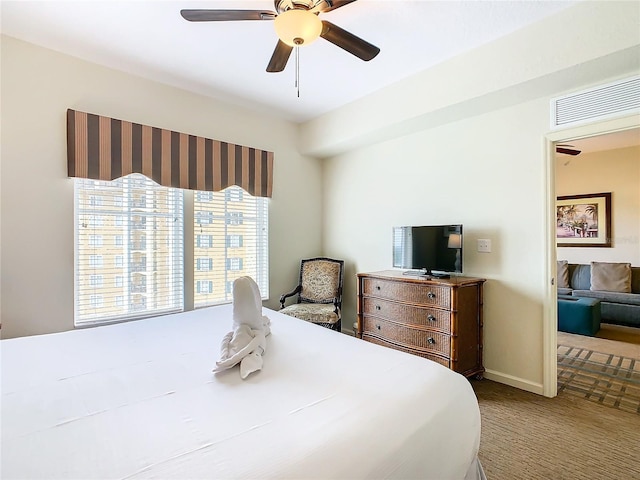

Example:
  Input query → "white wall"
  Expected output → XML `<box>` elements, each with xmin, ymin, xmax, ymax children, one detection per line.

<box><xmin>556</xmin><ymin>146</ymin><xmax>640</xmax><ymax>266</ymax></box>
<box><xmin>0</xmin><ymin>36</ymin><xmax>323</xmax><ymax>339</ymax></box>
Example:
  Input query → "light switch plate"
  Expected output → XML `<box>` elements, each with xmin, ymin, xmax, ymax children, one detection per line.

<box><xmin>477</xmin><ymin>239</ymin><xmax>492</xmax><ymax>253</ymax></box>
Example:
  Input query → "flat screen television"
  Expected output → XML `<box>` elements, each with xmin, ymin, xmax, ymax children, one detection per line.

<box><xmin>392</xmin><ymin>224</ymin><xmax>463</xmax><ymax>277</ymax></box>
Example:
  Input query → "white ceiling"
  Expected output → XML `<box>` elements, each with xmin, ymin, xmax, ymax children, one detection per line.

<box><xmin>559</xmin><ymin>128</ymin><xmax>640</xmax><ymax>156</ymax></box>
<box><xmin>1</xmin><ymin>0</ymin><xmax>580</xmax><ymax>123</ymax></box>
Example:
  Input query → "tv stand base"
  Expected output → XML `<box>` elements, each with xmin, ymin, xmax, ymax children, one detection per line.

<box><xmin>402</xmin><ymin>270</ymin><xmax>450</xmax><ymax>279</ymax></box>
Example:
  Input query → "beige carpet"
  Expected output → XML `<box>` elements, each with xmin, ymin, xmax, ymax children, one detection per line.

<box><xmin>472</xmin><ymin>379</ymin><xmax>640</xmax><ymax>480</ymax></box>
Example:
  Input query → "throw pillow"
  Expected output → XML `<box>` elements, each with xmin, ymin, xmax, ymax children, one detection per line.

<box><xmin>590</xmin><ymin>262</ymin><xmax>632</xmax><ymax>293</ymax></box>
<box><xmin>557</xmin><ymin>260</ymin><xmax>570</xmax><ymax>288</ymax></box>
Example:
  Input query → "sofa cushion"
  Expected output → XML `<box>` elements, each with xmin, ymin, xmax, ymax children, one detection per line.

<box><xmin>557</xmin><ymin>260</ymin><xmax>570</xmax><ymax>288</ymax></box>
<box><xmin>590</xmin><ymin>262</ymin><xmax>632</xmax><ymax>293</ymax></box>
<box><xmin>572</xmin><ymin>289</ymin><xmax>640</xmax><ymax>306</ymax></box>
<box><xmin>633</xmin><ymin>268</ymin><xmax>640</xmax><ymax>294</ymax></box>
<box><xmin>569</xmin><ymin>264</ymin><xmax>592</xmax><ymax>291</ymax></box>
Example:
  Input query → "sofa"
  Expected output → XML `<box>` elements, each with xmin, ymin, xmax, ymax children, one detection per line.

<box><xmin>557</xmin><ymin>262</ymin><xmax>640</xmax><ymax>328</ymax></box>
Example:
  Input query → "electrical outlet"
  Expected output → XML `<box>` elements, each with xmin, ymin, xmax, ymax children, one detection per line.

<box><xmin>477</xmin><ymin>239</ymin><xmax>492</xmax><ymax>253</ymax></box>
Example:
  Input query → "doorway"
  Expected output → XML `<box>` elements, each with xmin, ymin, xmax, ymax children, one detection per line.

<box><xmin>543</xmin><ymin>116</ymin><xmax>640</xmax><ymax>398</ymax></box>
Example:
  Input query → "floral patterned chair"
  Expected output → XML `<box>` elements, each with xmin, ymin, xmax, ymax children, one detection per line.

<box><xmin>279</xmin><ymin>257</ymin><xmax>344</xmax><ymax>332</ymax></box>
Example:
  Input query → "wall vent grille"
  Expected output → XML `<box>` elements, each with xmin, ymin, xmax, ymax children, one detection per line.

<box><xmin>551</xmin><ymin>76</ymin><xmax>640</xmax><ymax>129</ymax></box>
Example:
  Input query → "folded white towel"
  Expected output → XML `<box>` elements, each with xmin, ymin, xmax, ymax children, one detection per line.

<box><xmin>213</xmin><ymin>276</ymin><xmax>270</xmax><ymax>379</ymax></box>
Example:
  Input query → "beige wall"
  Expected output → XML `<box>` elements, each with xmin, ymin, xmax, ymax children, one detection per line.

<box><xmin>556</xmin><ymin>146</ymin><xmax>640</xmax><ymax>266</ymax></box>
<box><xmin>0</xmin><ymin>36</ymin><xmax>323</xmax><ymax>338</ymax></box>
<box><xmin>323</xmin><ymin>96</ymin><xmax>553</xmax><ymax>388</ymax></box>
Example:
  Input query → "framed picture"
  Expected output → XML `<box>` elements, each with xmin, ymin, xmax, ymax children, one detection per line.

<box><xmin>556</xmin><ymin>192</ymin><xmax>611</xmax><ymax>247</ymax></box>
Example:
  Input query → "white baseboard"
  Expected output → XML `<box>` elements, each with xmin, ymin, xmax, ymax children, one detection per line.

<box><xmin>483</xmin><ymin>369</ymin><xmax>545</xmax><ymax>396</ymax></box>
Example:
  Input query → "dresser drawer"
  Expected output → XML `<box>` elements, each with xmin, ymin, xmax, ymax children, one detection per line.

<box><xmin>362</xmin><ymin>297</ymin><xmax>451</xmax><ymax>333</ymax></box>
<box><xmin>362</xmin><ymin>278</ymin><xmax>451</xmax><ymax>309</ymax></box>
<box><xmin>362</xmin><ymin>316</ymin><xmax>451</xmax><ymax>357</ymax></box>
<box><xmin>362</xmin><ymin>335</ymin><xmax>451</xmax><ymax>368</ymax></box>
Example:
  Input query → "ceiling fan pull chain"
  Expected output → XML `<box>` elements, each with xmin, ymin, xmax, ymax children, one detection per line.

<box><xmin>295</xmin><ymin>46</ymin><xmax>300</xmax><ymax>98</ymax></box>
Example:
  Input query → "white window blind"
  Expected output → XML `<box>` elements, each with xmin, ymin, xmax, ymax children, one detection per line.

<box><xmin>194</xmin><ymin>186</ymin><xmax>268</xmax><ymax>308</ymax></box>
<box><xmin>75</xmin><ymin>174</ymin><xmax>184</xmax><ymax>326</ymax></box>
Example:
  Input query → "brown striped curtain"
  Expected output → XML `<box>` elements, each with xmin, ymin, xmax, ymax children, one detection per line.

<box><xmin>67</xmin><ymin>109</ymin><xmax>273</xmax><ymax>198</ymax></box>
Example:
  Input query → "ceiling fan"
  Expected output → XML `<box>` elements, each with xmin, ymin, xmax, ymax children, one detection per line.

<box><xmin>180</xmin><ymin>0</ymin><xmax>380</xmax><ymax>73</ymax></box>
<box><xmin>556</xmin><ymin>144</ymin><xmax>581</xmax><ymax>156</ymax></box>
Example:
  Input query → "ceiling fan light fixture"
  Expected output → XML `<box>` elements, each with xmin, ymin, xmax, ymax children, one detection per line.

<box><xmin>274</xmin><ymin>9</ymin><xmax>322</xmax><ymax>46</ymax></box>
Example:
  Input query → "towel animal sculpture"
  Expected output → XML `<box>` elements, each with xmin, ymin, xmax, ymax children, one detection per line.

<box><xmin>213</xmin><ymin>276</ymin><xmax>271</xmax><ymax>379</ymax></box>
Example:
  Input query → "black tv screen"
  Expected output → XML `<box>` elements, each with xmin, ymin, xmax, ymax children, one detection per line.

<box><xmin>393</xmin><ymin>225</ymin><xmax>463</xmax><ymax>275</ymax></box>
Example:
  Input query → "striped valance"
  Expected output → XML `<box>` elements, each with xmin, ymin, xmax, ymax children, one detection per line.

<box><xmin>67</xmin><ymin>109</ymin><xmax>273</xmax><ymax>198</ymax></box>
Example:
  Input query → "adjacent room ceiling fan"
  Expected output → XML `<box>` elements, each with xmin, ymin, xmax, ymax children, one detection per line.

<box><xmin>180</xmin><ymin>0</ymin><xmax>380</xmax><ymax>73</ymax></box>
<box><xmin>556</xmin><ymin>144</ymin><xmax>581</xmax><ymax>156</ymax></box>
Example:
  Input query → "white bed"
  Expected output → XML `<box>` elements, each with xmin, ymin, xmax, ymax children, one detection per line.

<box><xmin>1</xmin><ymin>305</ymin><xmax>484</xmax><ymax>479</ymax></box>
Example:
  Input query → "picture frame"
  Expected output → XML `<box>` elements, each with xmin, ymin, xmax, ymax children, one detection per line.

<box><xmin>556</xmin><ymin>192</ymin><xmax>611</xmax><ymax>247</ymax></box>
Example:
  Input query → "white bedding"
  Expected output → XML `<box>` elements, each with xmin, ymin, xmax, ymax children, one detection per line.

<box><xmin>1</xmin><ymin>305</ymin><xmax>483</xmax><ymax>479</ymax></box>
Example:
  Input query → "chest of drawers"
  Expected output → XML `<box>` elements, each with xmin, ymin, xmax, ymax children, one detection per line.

<box><xmin>356</xmin><ymin>270</ymin><xmax>485</xmax><ymax>378</ymax></box>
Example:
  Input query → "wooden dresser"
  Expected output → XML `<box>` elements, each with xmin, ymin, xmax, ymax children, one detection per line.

<box><xmin>356</xmin><ymin>270</ymin><xmax>485</xmax><ymax>379</ymax></box>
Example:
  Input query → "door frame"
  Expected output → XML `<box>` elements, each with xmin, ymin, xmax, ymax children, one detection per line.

<box><xmin>542</xmin><ymin>114</ymin><xmax>640</xmax><ymax>397</ymax></box>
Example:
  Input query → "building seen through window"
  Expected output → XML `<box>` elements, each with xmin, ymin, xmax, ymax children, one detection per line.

<box><xmin>75</xmin><ymin>176</ymin><xmax>268</xmax><ymax>324</ymax></box>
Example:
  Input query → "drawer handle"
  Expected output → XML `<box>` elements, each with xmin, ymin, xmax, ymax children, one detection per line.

<box><xmin>427</xmin><ymin>314</ymin><xmax>436</xmax><ymax>322</ymax></box>
<box><xmin>375</xmin><ymin>305</ymin><xmax>381</xmax><ymax>311</ymax></box>
<box><xmin>427</xmin><ymin>292</ymin><xmax>436</xmax><ymax>299</ymax></box>
<box><xmin>375</xmin><ymin>285</ymin><xmax>381</xmax><ymax>291</ymax></box>
<box><xmin>376</xmin><ymin>324</ymin><xmax>381</xmax><ymax>330</ymax></box>
<box><xmin>427</xmin><ymin>337</ymin><xmax>436</xmax><ymax>345</ymax></box>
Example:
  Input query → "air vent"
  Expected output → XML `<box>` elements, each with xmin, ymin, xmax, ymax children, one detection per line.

<box><xmin>551</xmin><ymin>76</ymin><xmax>640</xmax><ymax>129</ymax></box>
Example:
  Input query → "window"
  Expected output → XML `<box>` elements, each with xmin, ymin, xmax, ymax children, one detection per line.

<box><xmin>90</xmin><ymin>295</ymin><xmax>104</xmax><ymax>308</ymax></box>
<box><xmin>196</xmin><ymin>280</ymin><xmax>213</xmax><ymax>294</ymax></box>
<box><xmin>89</xmin><ymin>255</ymin><xmax>103</xmax><ymax>268</ymax></box>
<box><xmin>196</xmin><ymin>258</ymin><xmax>213</xmax><ymax>271</ymax></box>
<box><xmin>76</xmin><ymin>179</ymin><xmax>268</xmax><ymax>321</ymax></box>
<box><xmin>132</xmin><ymin>194</ymin><xmax>146</xmax><ymax>208</ymax></box>
<box><xmin>196</xmin><ymin>235</ymin><xmax>213</xmax><ymax>248</ymax></box>
<box><xmin>87</xmin><ymin>215</ymin><xmax>103</xmax><ymax>228</ymax></box>
<box><xmin>75</xmin><ymin>174</ymin><xmax>184</xmax><ymax>326</ymax></box>
<box><xmin>226</xmin><ymin>257</ymin><xmax>243</xmax><ymax>271</ymax></box>
<box><xmin>225</xmin><ymin>189</ymin><xmax>243</xmax><ymax>202</ymax></box>
<box><xmin>193</xmin><ymin>186</ymin><xmax>268</xmax><ymax>307</ymax></box>
<box><xmin>196</xmin><ymin>211</ymin><xmax>214</xmax><ymax>225</ymax></box>
<box><xmin>88</xmin><ymin>235</ymin><xmax>103</xmax><ymax>247</ymax></box>
<box><xmin>226</xmin><ymin>235</ymin><xmax>243</xmax><ymax>248</ymax></box>
<box><xmin>196</xmin><ymin>191</ymin><xmax>214</xmax><ymax>202</ymax></box>
<box><xmin>226</xmin><ymin>212</ymin><xmax>243</xmax><ymax>225</ymax></box>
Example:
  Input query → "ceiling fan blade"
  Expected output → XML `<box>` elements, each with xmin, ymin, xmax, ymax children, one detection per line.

<box><xmin>556</xmin><ymin>147</ymin><xmax>581</xmax><ymax>156</ymax></box>
<box><xmin>320</xmin><ymin>21</ymin><xmax>380</xmax><ymax>61</ymax></box>
<box><xmin>313</xmin><ymin>0</ymin><xmax>358</xmax><ymax>14</ymax></box>
<box><xmin>180</xmin><ymin>9</ymin><xmax>277</xmax><ymax>22</ymax></box>
<box><xmin>266</xmin><ymin>40</ymin><xmax>294</xmax><ymax>73</ymax></box>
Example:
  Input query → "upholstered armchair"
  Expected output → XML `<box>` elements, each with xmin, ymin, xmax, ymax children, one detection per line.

<box><xmin>279</xmin><ymin>257</ymin><xmax>345</xmax><ymax>332</ymax></box>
